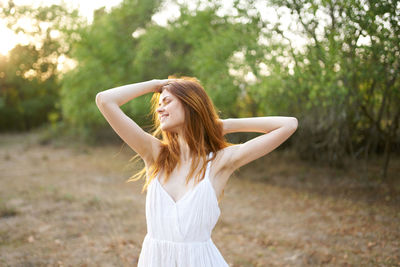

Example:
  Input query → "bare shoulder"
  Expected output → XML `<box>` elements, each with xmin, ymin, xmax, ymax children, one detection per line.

<box><xmin>213</xmin><ymin>124</ymin><xmax>297</xmax><ymax>175</ymax></box>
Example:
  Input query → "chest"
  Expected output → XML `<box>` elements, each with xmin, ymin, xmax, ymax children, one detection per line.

<box><xmin>157</xmin><ymin>161</ymin><xmax>230</xmax><ymax>203</ymax></box>
<box><xmin>158</xmin><ymin>164</ymin><xmax>204</xmax><ymax>201</ymax></box>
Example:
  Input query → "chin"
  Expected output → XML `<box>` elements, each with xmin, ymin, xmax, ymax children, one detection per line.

<box><xmin>160</xmin><ymin>124</ymin><xmax>171</xmax><ymax>132</ymax></box>
<box><xmin>161</xmin><ymin>125</ymin><xmax>178</xmax><ymax>133</ymax></box>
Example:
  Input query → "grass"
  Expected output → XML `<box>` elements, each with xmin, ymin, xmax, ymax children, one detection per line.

<box><xmin>0</xmin><ymin>201</ymin><xmax>18</xmax><ymax>218</ymax></box>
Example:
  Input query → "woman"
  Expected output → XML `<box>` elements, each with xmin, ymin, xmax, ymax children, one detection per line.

<box><xmin>95</xmin><ymin>76</ymin><xmax>298</xmax><ymax>266</ymax></box>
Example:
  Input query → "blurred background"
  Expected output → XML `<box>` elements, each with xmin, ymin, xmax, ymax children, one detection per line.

<box><xmin>0</xmin><ymin>0</ymin><xmax>399</xmax><ymax>266</ymax></box>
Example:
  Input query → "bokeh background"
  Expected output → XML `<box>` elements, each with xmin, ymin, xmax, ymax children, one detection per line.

<box><xmin>0</xmin><ymin>0</ymin><xmax>399</xmax><ymax>266</ymax></box>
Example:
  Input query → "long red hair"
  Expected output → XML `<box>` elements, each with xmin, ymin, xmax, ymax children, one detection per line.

<box><xmin>126</xmin><ymin>76</ymin><xmax>234</xmax><ymax>202</ymax></box>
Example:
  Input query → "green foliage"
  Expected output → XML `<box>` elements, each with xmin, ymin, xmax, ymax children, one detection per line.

<box><xmin>0</xmin><ymin>1</ymin><xmax>83</xmax><ymax>131</ymax></box>
<box><xmin>60</xmin><ymin>0</ymin><xmax>162</xmax><ymax>141</ymax></box>
<box><xmin>132</xmin><ymin>2</ymin><xmax>264</xmax><ymax>117</ymax></box>
<box><xmin>263</xmin><ymin>0</ymin><xmax>400</xmax><ymax>175</ymax></box>
<box><xmin>0</xmin><ymin>45</ymin><xmax>59</xmax><ymax>131</ymax></box>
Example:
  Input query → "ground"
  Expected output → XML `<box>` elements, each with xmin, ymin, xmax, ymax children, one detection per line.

<box><xmin>0</xmin><ymin>130</ymin><xmax>399</xmax><ymax>266</ymax></box>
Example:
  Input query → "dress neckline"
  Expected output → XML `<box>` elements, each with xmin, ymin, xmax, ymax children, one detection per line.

<box><xmin>155</xmin><ymin>152</ymin><xmax>214</xmax><ymax>205</ymax></box>
<box><xmin>156</xmin><ymin>175</ymin><xmax>208</xmax><ymax>205</ymax></box>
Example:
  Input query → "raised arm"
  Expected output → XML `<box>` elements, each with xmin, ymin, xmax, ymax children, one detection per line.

<box><xmin>95</xmin><ymin>79</ymin><xmax>168</xmax><ymax>165</ymax></box>
<box><xmin>220</xmin><ymin>116</ymin><xmax>298</xmax><ymax>172</ymax></box>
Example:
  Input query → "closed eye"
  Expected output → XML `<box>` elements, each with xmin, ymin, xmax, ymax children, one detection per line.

<box><xmin>159</xmin><ymin>96</ymin><xmax>171</xmax><ymax>107</ymax></box>
<box><xmin>159</xmin><ymin>100</ymin><xmax>171</xmax><ymax>107</ymax></box>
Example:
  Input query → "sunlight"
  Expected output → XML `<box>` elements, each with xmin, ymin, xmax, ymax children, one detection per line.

<box><xmin>0</xmin><ymin>17</ymin><xmax>33</xmax><ymax>56</ymax></box>
<box><xmin>0</xmin><ymin>23</ymin><xmax>17</xmax><ymax>55</ymax></box>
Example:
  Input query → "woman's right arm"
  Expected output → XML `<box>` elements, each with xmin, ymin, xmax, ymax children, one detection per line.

<box><xmin>95</xmin><ymin>79</ymin><xmax>166</xmax><ymax>165</ymax></box>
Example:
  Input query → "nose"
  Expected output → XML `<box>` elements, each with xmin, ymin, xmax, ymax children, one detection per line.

<box><xmin>157</xmin><ymin>106</ymin><xmax>164</xmax><ymax>114</ymax></box>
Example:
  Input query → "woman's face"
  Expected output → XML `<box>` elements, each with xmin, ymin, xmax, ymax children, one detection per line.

<box><xmin>157</xmin><ymin>88</ymin><xmax>185</xmax><ymax>133</ymax></box>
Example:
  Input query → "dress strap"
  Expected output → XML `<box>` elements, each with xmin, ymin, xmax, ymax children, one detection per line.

<box><xmin>205</xmin><ymin>152</ymin><xmax>213</xmax><ymax>180</ymax></box>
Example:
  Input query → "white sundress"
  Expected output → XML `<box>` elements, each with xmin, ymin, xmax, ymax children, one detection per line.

<box><xmin>137</xmin><ymin>152</ymin><xmax>229</xmax><ymax>267</ymax></box>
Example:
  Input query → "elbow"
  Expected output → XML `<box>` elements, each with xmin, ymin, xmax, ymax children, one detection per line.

<box><xmin>95</xmin><ymin>92</ymin><xmax>104</xmax><ymax>107</ymax></box>
<box><xmin>290</xmin><ymin>117</ymin><xmax>298</xmax><ymax>131</ymax></box>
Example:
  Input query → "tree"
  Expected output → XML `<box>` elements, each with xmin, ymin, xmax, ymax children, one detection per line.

<box><xmin>262</xmin><ymin>0</ymin><xmax>400</xmax><ymax>178</ymax></box>
<box><xmin>0</xmin><ymin>1</ymin><xmax>84</xmax><ymax>131</ymax></box>
<box><xmin>60</xmin><ymin>0</ymin><xmax>162</xmax><ymax>141</ymax></box>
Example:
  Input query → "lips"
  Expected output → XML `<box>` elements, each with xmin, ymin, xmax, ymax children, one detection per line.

<box><xmin>160</xmin><ymin>114</ymin><xmax>169</xmax><ymax>121</ymax></box>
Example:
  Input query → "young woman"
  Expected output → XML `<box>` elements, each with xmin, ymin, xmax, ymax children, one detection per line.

<box><xmin>95</xmin><ymin>77</ymin><xmax>298</xmax><ymax>266</ymax></box>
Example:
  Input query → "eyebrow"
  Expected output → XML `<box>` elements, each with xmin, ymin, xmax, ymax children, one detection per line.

<box><xmin>158</xmin><ymin>96</ymin><xmax>170</xmax><ymax>106</ymax></box>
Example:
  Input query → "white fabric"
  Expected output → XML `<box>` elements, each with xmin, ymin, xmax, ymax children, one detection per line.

<box><xmin>138</xmin><ymin>152</ymin><xmax>229</xmax><ymax>267</ymax></box>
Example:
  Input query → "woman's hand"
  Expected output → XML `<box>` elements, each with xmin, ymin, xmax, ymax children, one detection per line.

<box><xmin>153</xmin><ymin>79</ymin><xmax>179</xmax><ymax>93</ymax></box>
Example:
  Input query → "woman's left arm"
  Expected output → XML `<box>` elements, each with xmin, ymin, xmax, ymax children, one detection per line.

<box><xmin>220</xmin><ymin>116</ymin><xmax>298</xmax><ymax>171</ymax></box>
<box><xmin>221</xmin><ymin>116</ymin><xmax>297</xmax><ymax>135</ymax></box>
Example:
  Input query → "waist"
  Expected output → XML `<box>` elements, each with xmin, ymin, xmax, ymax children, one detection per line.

<box><xmin>145</xmin><ymin>234</ymin><xmax>213</xmax><ymax>246</ymax></box>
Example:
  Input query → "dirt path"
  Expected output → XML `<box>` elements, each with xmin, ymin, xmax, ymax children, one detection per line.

<box><xmin>1</xmin><ymin>131</ymin><xmax>399</xmax><ymax>266</ymax></box>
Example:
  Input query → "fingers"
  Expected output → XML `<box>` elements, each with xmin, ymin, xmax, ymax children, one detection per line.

<box><xmin>156</xmin><ymin>78</ymin><xmax>180</xmax><ymax>93</ymax></box>
<box><xmin>156</xmin><ymin>80</ymin><xmax>173</xmax><ymax>93</ymax></box>
<box><xmin>163</xmin><ymin>78</ymin><xmax>180</xmax><ymax>87</ymax></box>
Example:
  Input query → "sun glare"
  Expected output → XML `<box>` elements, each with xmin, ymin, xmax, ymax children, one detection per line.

<box><xmin>0</xmin><ymin>23</ymin><xmax>17</xmax><ymax>55</ymax></box>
